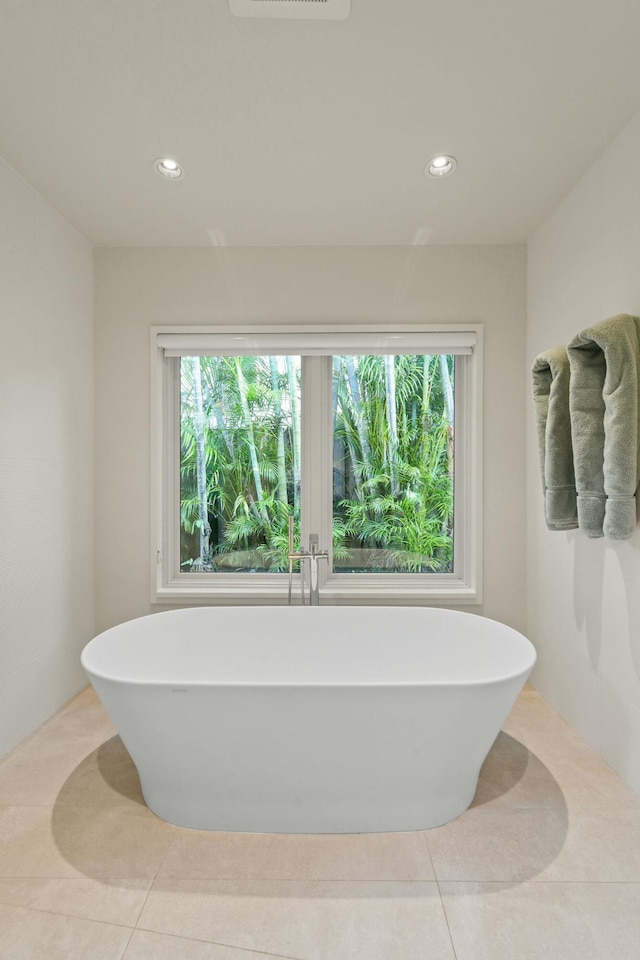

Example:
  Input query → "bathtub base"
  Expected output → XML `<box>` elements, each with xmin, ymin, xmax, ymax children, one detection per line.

<box><xmin>96</xmin><ymin>672</ymin><xmax>528</xmax><ymax>834</ymax></box>
<box><xmin>140</xmin><ymin>777</ymin><xmax>480</xmax><ymax>833</ymax></box>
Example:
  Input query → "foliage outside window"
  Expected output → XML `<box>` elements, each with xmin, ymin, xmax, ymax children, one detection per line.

<box><xmin>332</xmin><ymin>354</ymin><xmax>454</xmax><ymax>574</ymax></box>
<box><xmin>179</xmin><ymin>354</ymin><xmax>454</xmax><ymax>575</ymax></box>
<box><xmin>180</xmin><ymin>355</ymin><xmax>301</xmax><ymax>573</ymax></box>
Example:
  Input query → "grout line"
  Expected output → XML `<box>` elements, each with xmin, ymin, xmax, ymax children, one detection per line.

<box><xmin>199</xmin><ymin>938</ymin><xmax>305</xmax><ymax>960</ymax></box>
<box><xmin>19</xmin><ymin>876</ymin><xmax>640</xmax><ymax>884</ymax></box>
<box><xmin>0</xmin><ymin>898</ymin><xmax>137</xmax><ymax>930</ymax></box>
<box><xmin>145</xmin><ymin>875</ymin><xmax>439</xmax><ymax>884</ymax></box>
<box><xmin>0</xmin><ymin>877</ymin><xmax>639</xmax><ymax>928</ymax></box>
<box><xmin>0</xmin><ymin>875</ymin><xmax>155</xmax><ymax>880</ymax></box>
<box><xmin>130</xmin><ymin>831</ymin><xmax>176</xmax><ymax>929</ymax></box>
<box><xmin>129</xmin><ymin>875</ymin><xmax>156</xmax><ymax>929</ymax></box>
<box><xmin>131</xmin><ymin>868</ymin><xmax>159</xmax><ymax>926</ymax></box>
<box><xmin>423</xmin><ymin>879</ymin><xmax>640</xmax><ymax>885</ymax></box>
<box><xmin>422</xmin><ymin>829</ymin><xmax>438</xmax><ymax>882</ymax></box>
<box><xmin>118</xmin><ymin>926</ymin><xmax>137</xmax><ymax>960</ymax></box>
<box><xmin>436</xmin><ymin>879</ymin><xmax>459</xmax><ymax>960</ymax></box>
<box><xmin>3</xmin><ymin>877</ymin><xmax>640</xmax><ymax>883</ymax></box>
<box><xmin>133</xmin><ymin>926</ymin><xmax>306</xmax><ymax>960</ymax></box>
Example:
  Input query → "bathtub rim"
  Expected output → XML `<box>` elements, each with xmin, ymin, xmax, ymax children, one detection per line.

<box><xmin>82</xmin><ymin>605</ymin><xmax>537</xmax><ymax>689</ymax></box>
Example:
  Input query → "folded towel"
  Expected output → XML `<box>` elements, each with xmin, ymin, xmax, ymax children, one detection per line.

<box><xmin>532</xmin><ymin>347</ymin><xmax>578</xmax><ymax>530</ymax></box>
<box><xmin>567</xmin><ymin>314</ymin><xmax>640</xmax><ymax>540</ymax></box>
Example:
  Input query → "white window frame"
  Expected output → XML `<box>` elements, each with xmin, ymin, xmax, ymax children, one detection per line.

<box><xmin>150</xmin><ymin>324</ymin><xmax>483</xmax><ymax>605</ymax></box>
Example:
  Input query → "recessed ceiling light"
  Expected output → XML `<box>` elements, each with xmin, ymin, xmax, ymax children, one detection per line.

<box><xmin>154</xmin><ymin>157</ymin><xmax>184</xmax><ymax>180</ymax></box>
<box><xmin>426</xmin><ymin>155</ymin><xmax>457</xmax><ymax>178</ymax></box>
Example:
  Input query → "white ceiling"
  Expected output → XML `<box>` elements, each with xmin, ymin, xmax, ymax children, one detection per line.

<box><xmin>1</xmin><ymin>0</ymin><xmax>640</xmax><ymax>246</ymax></box>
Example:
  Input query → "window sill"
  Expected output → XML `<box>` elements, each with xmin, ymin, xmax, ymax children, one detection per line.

<box><xmin>154</xmin><ymin>577</ymin><xmax>481</xmax><ymax>606</ymax></box>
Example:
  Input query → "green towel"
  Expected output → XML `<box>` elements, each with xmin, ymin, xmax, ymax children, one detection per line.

<box><xmin>532</xmin><ymin>347</ymin><xmax>578</xmax><ymax>530</ymax></box>
<box><xmin>567</xmin><ymin>314</ymin><xmax>640</xmax><ymax>540</ymax></box>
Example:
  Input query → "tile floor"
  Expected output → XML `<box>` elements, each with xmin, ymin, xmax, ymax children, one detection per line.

<box><xmin>1</xmin><ymin>684</ymin><xmax>640</xmax><ymax>959</ymax></box>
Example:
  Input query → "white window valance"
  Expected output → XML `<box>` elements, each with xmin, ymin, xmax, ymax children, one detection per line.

<box><xmin>156</xmin><ymin>329</ymin><xmax>476</xmax><ymax>357</ymax></box>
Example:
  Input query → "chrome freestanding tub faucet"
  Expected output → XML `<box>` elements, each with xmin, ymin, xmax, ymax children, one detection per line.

<box><xmin>287</xmin><ymin>517</ymin><xmax>328</xmax><ymax>606</ymax></box>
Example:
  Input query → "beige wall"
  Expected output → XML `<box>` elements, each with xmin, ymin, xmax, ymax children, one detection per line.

<box><xmin>0</xmin><ymin>158</ymin><xmax>94</xmax><ymax>756</ymax></box>
<box><xmin>527</xmin><ymin>108</ymin><xmax>640</xmax><ymax>793</ymax></box>
<box><xmin>94</xmin><ymin>244</ymin><xmax>527</xmax><ymax>634</ymax></box>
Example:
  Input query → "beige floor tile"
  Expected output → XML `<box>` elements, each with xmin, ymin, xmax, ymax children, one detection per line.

<box><xmin>427</xmin><ymin>804</ymin><xmax>568</xmax><ymax>883</ymax></box>
<box><xmin>503</xmin><ymin>687</ymin><xmax>640</xmax><ymax>811</ymax></box>
<box><xmin>503</xmin><ymin>690</ymin><xmax>598</xmax><ymax>760</ymax></box>
<box><xmin>0</xmin><ymin>877</ymin><xmax>151</xmax><ymax>926</ymax></box>
<box><xmin>52</xmin><ymin>684</ymin><xmax>99</xmax><ymax>712</ymax></box>
<box><xmin>440</xmin><ymin>881</ymin><xmax>640</xmax><ymax>960</ymax></box>
<box><xmin>503</xmin><ymin>700</ymin><xmax>567</xmax><ymax>741</ymax></box>
<box><xmin>473</xmin><ymin>730</ymin><xmax>559</xmax><ymax>809</ymax></box>
<box><xmin>0</xmin><ymin>751</ymin><xmax>93</xmax><ymax>807</ymax></box>
<box><xmin>0</xmin><ymin>803</ymin><xmax>175</xmax><ymax>879</ymax></box>
<box><xmin>534</xmin><ymin>749</ymin><xmax>640</xmax><ymax>808</ymax></box>
<box><xmin>0</xmin><ymin>686</ymin><xmax>116</xmax><ymax>806</ymax></box>
<box><xmin>474</xmin><ymin>729</ymin><xmax>639</xmax><ymax>811</ymax></box>
<box><xmin>427</xmin><ymin>802</ymin><xmax>640</xmax><ymax>882</ymax></box>
<box><xmin>0</xmin><ymin>734</ymin><xmax>129</xmax><ymax>808</ymax></box>
<box><xmin>0</xmin><ymin>806</ymin><xmax>84</xmax><ymax>879</ymax></box>
<box><xmin>2</xmin><ymin>685</ymin><xmax>115</xmax><ymax>757</ymax></box>
<box><xmin>53</xmin><ymin>735</ymin><xmax>145</xmax><ymax>809</ymax></box>
<box><xmin>0</xmin><ymin>902</ymin><xmax>132</xmax><ymax>960</ymax></box>
<box><xmin>47</xmin><ymin>685</ymin><xmax>115</xmax><ymax>738</ymax></box>
<box><xmin>138</xmin><ymin>879</ymin><xmax>456</xmax><ymax>960</ymax></box>
<box><xmin>124</xmin><ymin>929</ymin><xmax>300</xmax><ymax>960</ymax></box>
<box><xmin>158</xmin><ymin>829</ymin><xmax>434</xmax><ymax>881</ymax></box>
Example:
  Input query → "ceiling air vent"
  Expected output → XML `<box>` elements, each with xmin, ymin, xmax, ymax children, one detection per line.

<box><xmin>229</xmin><ymin>0</ymin><xmax>350</xmax><ymax>20</ymax></box>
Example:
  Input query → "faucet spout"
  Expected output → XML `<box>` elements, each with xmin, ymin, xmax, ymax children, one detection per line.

<box><xmin>287</xmin><ymin>520</ymin><xmax>328</xmax><ymax>606</ymax></box>
<box><xmin>307</xmin><ymin>534</ymin><xmax>329</xmax><ymax>606</ymax></box>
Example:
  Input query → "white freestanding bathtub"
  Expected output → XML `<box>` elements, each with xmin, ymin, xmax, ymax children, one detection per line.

<box><xmin>81</xmin><ymin>606</ymin><xmax>536</xmax><ymax>833</ymax></box>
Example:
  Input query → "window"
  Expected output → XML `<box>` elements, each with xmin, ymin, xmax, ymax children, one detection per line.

<box><xmin>151</xmin><ymin>325</ymin><xmax>482</xmax><ymax>604</ymax></box>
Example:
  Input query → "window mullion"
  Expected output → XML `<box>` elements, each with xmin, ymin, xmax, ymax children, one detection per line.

<box><xmin>301</xmin><ymin>355</ymin><xmax>333</xmax><ymax>586</ymax></box>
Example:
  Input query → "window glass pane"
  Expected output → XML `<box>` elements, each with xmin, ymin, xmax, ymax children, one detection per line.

<box><xmin>180</xmin><ymin>356</ymin><xmax>301</xmax><ymax>573</ymax></box>
<box><xmin>332</xmin><ymin>355</ymin><xmax>454</xmax><ymax>573</ymax></box>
